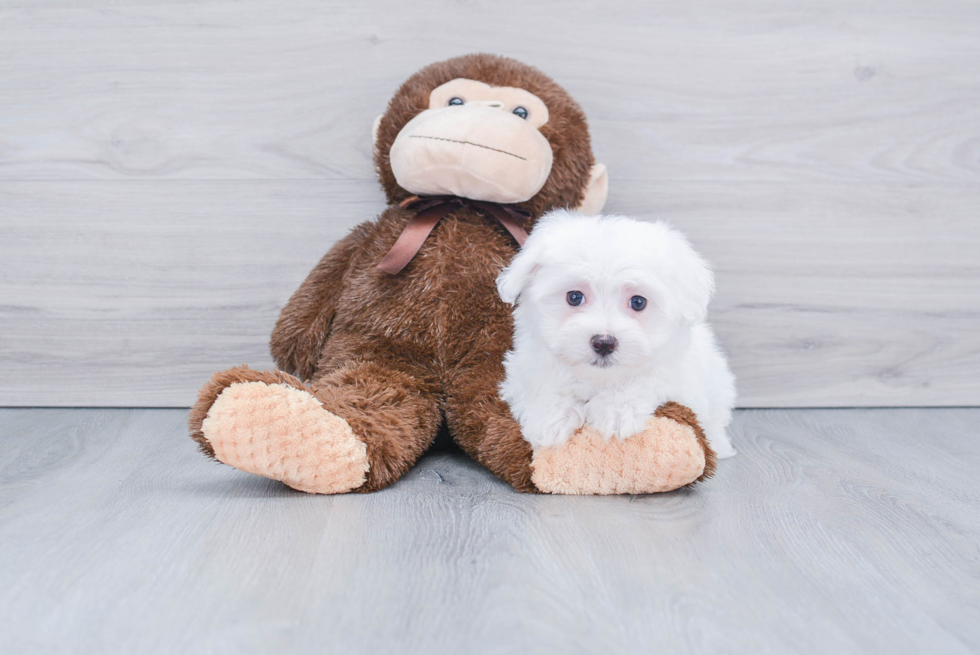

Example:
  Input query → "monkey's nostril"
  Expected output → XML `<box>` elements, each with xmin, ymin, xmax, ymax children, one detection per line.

<box><xmin>590</xmin><ymin>334</ymin><xmax>617</xmax><ymax>356</ymax></box>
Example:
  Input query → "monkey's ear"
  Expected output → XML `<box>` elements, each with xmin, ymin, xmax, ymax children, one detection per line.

<box><xmin>372</xmin><ymin>115</ymin><xmax>384</xmax><ymax>146</ymax></box>
<box><xmin>576</xmin><ymin>163</ymin><xmax>608</xmax><ymax>215</ymax></box>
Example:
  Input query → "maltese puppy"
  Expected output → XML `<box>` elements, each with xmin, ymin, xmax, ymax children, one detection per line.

<box><xmin>497</xmin><ymin>210</ymin><xmax>736</xmax><ymax>458</ymax></box>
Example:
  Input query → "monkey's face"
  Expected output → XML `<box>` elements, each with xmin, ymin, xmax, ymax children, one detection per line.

<box><xmin>386</xmin><ymin>79</ymin><xmax>555</xmax><ymax>205</ymax></box>
<box><xmin>374</xmin><ymin>55</ymin><xmax>607</xmax><ymax>216</ymax></box>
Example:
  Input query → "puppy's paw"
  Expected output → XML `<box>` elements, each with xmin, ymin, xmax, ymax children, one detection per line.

<box><xmin>710</xmin><ymin>436</ymin><xmax>737</xmax><ymax>459</ymax></box>
<box><xmin>696</xmin><ymin>422</ymin><xmax>736</xmax><ymax>459</ymax></box>
<box><xmin>584</xmin><ymin>396</ymin><xmax>656</xmax><ymax>440</ymax></box>
<box><xmin>521</xmin><ymin>401</ymin><xmax>586</xmax><ymax>449</ymax></box>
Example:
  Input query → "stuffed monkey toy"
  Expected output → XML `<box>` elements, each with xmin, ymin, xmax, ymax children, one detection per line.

<box><xmin>189</xmin><ymin>54</ymin><xmax>715</xmax><ymax>495</ymax></box>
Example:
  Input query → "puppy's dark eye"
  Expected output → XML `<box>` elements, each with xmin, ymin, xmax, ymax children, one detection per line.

<box><xmin>629</xmin><ymin>295</ymin><xmax>647</xmax><ymax>311</ymax></box>
<box><xmin>448</xmin><ymin>97</ymin><xmax>464</xmax><ymax>106</ymax></box>
<box><xmin>567</xmin><ymin>291</ymin><xmax>585</xmax><ymax>306</ymax></box>
<box><xmin>512</xmin><ymin>106</ymin><xmax>528</xmax><ymax>119</ymax></box>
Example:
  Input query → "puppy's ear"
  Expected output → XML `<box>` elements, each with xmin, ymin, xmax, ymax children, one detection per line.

<box><xmin>496</xmin><ymin>250</ymin><xmax>540</xmax><ymax>305</ymax></box>
<box><xmin>671</xmin><ymin>248</ymin><xmax>715</xmax><ymax>325</ymax></box>
<box><xmin>497</xmin><ymin>210</ymin><xmax>566</xmax><ymax>304</ymax></box>
<box><xmin>497</xmin><ymin>233</ymin><xmax>552</xmax><ymax>304</ymax></box>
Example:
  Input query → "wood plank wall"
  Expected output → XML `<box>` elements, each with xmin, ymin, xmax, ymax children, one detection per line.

<box><xmin>1</xmin><ymin>0</ymin><xmax>978</xmax><ymax>407</ymax></box>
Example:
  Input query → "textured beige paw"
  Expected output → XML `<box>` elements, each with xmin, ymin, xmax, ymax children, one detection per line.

<box><xmin>530</xmin><ymin>416</ymin><xmax>706</xmax><ymax>495</ymax></box>
<box><xmin>201</xmin><ymin>381</ymin><xmax>369</xmax><ymax>494</ymax></box>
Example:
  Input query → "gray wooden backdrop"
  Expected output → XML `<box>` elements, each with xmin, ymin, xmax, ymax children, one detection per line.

<box><xmin>1</xmin><ymin>0</ymin><xmax>978</xmax><ymax>408</ymax></box>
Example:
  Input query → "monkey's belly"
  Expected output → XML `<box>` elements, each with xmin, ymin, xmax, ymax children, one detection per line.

<box><xmin>418</xmin><ymin>216</ymin><xmax>519</xmax><ymax>366</ymax></box>
<box><xmin>328</xmin><ymin>214</ymin><xmax>518</xmax><ymax>370</ymax></box>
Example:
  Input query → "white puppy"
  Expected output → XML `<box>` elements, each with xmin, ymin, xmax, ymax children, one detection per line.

<box><xmin>497</xmin><ymin>210</ymin><xmax>736</xmax><ymax>458</ymax></box>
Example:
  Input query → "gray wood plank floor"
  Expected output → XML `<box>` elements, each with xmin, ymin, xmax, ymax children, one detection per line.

<box><xmin>1</xmin><ymin>408</ymin><xmax>977</xmax><ymax>654</ymax></box>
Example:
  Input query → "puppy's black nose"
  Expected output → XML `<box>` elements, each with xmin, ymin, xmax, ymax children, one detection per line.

<box><xmin>590</xmin><ymin>334</ymin><xmax>617</xmax><ymax>356</ymax></box>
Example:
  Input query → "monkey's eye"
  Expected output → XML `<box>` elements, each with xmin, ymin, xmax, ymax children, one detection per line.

<box><xmin>629</xmin><ymin>296</ymin><xmax>647</xmax><ymax>311</ymax></box>
<box><xmin>512</xmin><ymin>106</ymin><xmax>528</xmax><ymax>119</ymax></box>
<box><xmin>448</xmin><ymin>97</ymin><xmax>464</xmax><ymax>106</ymax></box>
<box><xmin>567</xmin><ymin>291</ymin><xmax>585</xmax><ymax>306</ymax></box>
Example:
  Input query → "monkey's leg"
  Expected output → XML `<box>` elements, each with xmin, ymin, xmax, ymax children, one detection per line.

<box><xmin>311</xmin><ymin>359</ymin><xmax>442</xmax><ymax>492</ymax></box>
<box><xmin>443</xmin><ymin>349</ymin><xmax>714</xmax><ymax>494</ymax></box>
<box><xmin>530</xmin><ymin>402</ymin><xmax>717</xmax><ymax>495</ymax></box>
<box><xmin>443</xmin><ymin>354</ymin><xmax>537</xmax><ymax>493</ymax></box>
<box><xmin>189</xmin><ymin>361</ymin><xmax>441</xmax><ymax>493</ymax></box>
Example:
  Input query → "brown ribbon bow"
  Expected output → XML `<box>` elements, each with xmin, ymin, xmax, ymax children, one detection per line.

<box><xmin>377</xmin><ymin>195</ymin><xmax>531</xmax><ymax>275</ymax></box>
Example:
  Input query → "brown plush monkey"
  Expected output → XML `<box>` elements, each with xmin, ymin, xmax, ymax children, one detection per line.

<box><xmin>189</xmin><ymin>54</ymin><xmax>715</xmax><ymax>494</ymax></box>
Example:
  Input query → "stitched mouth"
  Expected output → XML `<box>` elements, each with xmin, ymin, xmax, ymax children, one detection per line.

<box><xmin>409</xmin><ymin>135</ymin><xmax>526</xmax><ymax>161</ymax></box>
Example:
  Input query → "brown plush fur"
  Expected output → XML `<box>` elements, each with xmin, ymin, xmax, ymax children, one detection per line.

<box><xmin>189</xmin><ymin>54</ymin><xmax>711</xmax><ymax>493</ymax></box>
<box><xmin>655</xmin><ymin>401</ymin><xmax>718</xmax><ymax>483</ymax></box>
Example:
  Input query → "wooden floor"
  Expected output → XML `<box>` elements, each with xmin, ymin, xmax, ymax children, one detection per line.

<box><xmin>0</xmin><ymin>408</ymin><xmax>977</xmax><ymax>653</ymax></box>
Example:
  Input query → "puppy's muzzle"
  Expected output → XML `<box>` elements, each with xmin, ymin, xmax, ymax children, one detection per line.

<box><xmin>590</xmin><ymin>334</ymin><xmax>617</xmax><ymax>357</ymax></box>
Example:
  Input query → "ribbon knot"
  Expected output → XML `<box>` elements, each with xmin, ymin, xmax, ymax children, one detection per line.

<box><xmin>377</xmin><ymin>195</ymin><xmax>531</xmax><ymax>275</ymax></box>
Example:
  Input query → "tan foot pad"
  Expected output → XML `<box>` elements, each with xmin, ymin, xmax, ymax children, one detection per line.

<box><xmin>201</xmin><ymin>381</ymin><xmax>369</xmax><ymax>494</ymax></box>
<box><xmin>531</xmin><ymin>416</ymin><xmax>706</xmax><ymax>495</ymax></box>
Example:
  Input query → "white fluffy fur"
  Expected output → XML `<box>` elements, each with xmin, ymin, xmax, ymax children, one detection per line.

<box><xmin>497</xmin><ymin>210</ymin><xmax>737</xmax><ymax>458</ymax></box>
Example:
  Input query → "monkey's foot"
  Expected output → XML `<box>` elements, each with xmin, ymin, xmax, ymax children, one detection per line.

<box><xmin>530</xmin><ymin>402</ymin><xmax>716</xmax><ymax>495</ymax></box>
<box><xmin>190</xmin><ymin>366</ymin><xmax>369</xmax><ymax>494</ymax></box>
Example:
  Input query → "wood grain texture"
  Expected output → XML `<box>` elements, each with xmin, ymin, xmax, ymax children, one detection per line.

<box><xmin>0</xmin><ymin>408</ymin><xmax>978</xmax><ymax>654</ymax></box>
<box><xmin>1</xmin><ymin>0</ymin><xmax>979</xmax><ymax>406</ymax></box>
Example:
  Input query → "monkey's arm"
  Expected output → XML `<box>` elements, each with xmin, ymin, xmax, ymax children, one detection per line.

<box><xmin>270</xmin><ymin>227</ymin><xmax>365</xmax><ymax>380</ymax></box>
